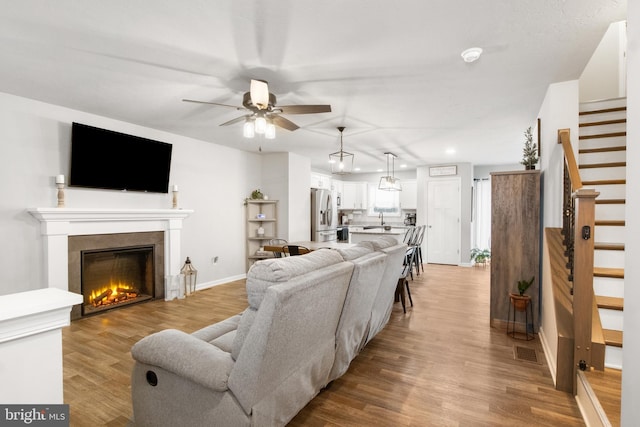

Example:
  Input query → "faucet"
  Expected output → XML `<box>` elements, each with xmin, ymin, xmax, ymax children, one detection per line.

<box><xmin>379</xmin><ymin>212</ymin><xmax>385</xmax><ymax>226</ymax></box>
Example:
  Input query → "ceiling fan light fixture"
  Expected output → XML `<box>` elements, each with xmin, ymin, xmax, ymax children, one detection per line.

<box><xmin>243</xmin><ymin>119</ymin><xmax>255</xmax><ymax>138</ymax></box>
<box><xmin>329</xmin><ymin>126</ymin><xmax>354</xmax><ymax>175</ymax></box>
<box><xmin>250</xmin><ymin>79</ymin><xmax>270</xmax><ymax>109</ymax></box>
<box><xmin>254</xmin><ymin>115</ymin><xmax>267</xmax><ymax>134</ymax></box>
<box><xmin>265</xmin><ymin>121</ymin><xmax>276</xmax><ymax>139</ymax></box>
<box><xmin>379</xmin><ymin>152</ymin><xmax>402</xmax><ymax>191</ymax></box>
<box><xmin>461</xmin><ymin>47</ymin><xmax>483</xmax><ymax>63</ymax></box>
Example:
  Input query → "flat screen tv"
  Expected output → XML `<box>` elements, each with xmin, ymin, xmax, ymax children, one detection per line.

<box><xmin>69</xmin><ymin>122</ymin><xmax>173</xmax><ymax>193</ymax></box>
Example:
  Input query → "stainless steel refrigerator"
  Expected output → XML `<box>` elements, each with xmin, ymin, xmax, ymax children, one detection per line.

<box><xmin>311</xmin><ymin>188</ymin><xmax>337</xmax><ymax>242</ymax></box>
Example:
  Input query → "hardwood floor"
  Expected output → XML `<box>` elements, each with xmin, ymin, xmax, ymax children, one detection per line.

<box><xmin>63</xmin><ymin>264</ymin><xmax>585</xmax><ymax>426</ymax></box>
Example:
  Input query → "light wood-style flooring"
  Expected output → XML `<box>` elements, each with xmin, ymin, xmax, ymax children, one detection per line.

<box><xmin>63</xmin><ymin>264</ymin><xmax>585</xmax><ymax>426</ymax></box>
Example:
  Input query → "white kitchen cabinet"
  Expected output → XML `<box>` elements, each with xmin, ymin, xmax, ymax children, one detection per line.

<box><xmin>310</xmin><ymin>172</ymin><xmax>331</xmax><ymax>190</ymax></box>
<box><xmin>400</xmin><ymin>179</ymin><xmax>417</xmax><ymax>209</ymax></box>
<box><xmin>342</xmin><ymin>182</ymin><xmax>368</xmax><ymax>210</ymax></box>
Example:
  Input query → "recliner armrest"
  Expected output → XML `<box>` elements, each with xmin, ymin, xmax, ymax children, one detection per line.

<box><xmin>131</xmin><ymin>329</ymin><xmax>234</xmax><ymax>392</ymax></box>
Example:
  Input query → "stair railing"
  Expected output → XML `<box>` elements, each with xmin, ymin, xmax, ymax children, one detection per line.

<box><xmin>558</xmin><ymin>129</ymin><xmax>599</xmax><ymax>392</ymax></box>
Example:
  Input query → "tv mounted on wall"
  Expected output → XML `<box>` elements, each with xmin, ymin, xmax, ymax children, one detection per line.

<box><xmin>69</xmin><ymin>122</ymin><xmax>173</xmax><ymax>193</ymax></box>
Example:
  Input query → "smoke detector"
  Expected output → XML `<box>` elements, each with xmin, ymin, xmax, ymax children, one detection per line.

<box><xmin>461</xmin><ymin>47</ymin><xmax>483</xmax><ymax>63</ymax></box>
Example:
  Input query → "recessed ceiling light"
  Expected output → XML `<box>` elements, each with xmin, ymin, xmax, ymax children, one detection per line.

<box><xmin>461</xmin><ymin>47</ymin><xmax>482</xmax><ymax>63</ymax></box>
<box><xmin>354</xmin><ymin>167</ymin><xmax>361</xmax><ymax>171</ymax></box>
<box><xmin>376</xmin><ymin>168</ymin><xmax>384</xmax><ymax>173</ymax></box>
<box><xmin>400</xmin><ymin>164</ymin><xmax>407</xmax><ymax>168</ymax></box>
<box><xmin>446</xmin><ymin>148</ymin><xmax>456</xmax><ymax>155</ymax></box>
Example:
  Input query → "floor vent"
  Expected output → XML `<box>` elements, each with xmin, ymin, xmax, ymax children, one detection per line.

<box><xmin>514</xmin><ymin>345</ymin><xmax>541</xmax><ymax>364</ymax></box>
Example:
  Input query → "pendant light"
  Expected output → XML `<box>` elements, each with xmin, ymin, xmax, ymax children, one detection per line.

<box><xmin>328</xmin><ymin>126</ymin><xmax>354</xmax><ymax>175</ymax></box>
<box><xmin>379</xmin><ymin>152</ymin><xmax>402</xmax><ymax>191</ymax></box>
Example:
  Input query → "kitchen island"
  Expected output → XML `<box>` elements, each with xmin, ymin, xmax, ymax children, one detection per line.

<box><xmin>349</xmin><ymin>227</ymin><xmax>407</xmax><ymax>244</ymax></box>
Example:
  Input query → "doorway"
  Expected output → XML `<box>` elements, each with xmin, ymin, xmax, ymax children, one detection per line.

<box><xmin>426</xmin><ymin>178</ymin><xmax>461</xmax><ymax>264</ymax></box>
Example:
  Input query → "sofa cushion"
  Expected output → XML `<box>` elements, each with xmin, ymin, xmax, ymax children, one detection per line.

<box><xmin>336</xmin><ymin>242</ymin><xmax>374</xmax><ymax>261</ymax></box>
<box><xmin>367</xmin><ymin>242</ymin><xmax>408</xmax><ymax>342</ymax></box>
<box><xmin>211</xmin><ymin>331</ymin><xmax>236</xmax><ymax>353</ymax></box>
<box><xmin>232</xmin><ymin>249</ymin><xmax>344</xmax><ymax>360</ymax></box>
<box><xmin>231</xmin><ymin>307</ymin><xmax>257</xmax><ymax>360</ymax></box>
<box><xmin>245</xmin><ymin>249</ymin><xmax>343</xmax><ymax>309</ymax></box>
<box><xmin>370</xmin><ymin>235</ymin><xmax>400</xmax><ymax>250</ymax></box>
<box><xmin>329</xmin><ymin>251</ymin><xmax>387</xmax><ymax>381</ymax></box>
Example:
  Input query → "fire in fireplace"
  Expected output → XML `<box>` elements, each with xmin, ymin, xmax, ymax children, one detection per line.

<box><xmin>81</xmin><ymin>246</ymin><xmax>155</xmax><ymax>315</ymax></box>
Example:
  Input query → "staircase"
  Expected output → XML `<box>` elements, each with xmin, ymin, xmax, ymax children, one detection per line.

<box><xmin>578</xmin><ymin>97</ymin><xmax>626</xmax><ymax>369</ymax></box>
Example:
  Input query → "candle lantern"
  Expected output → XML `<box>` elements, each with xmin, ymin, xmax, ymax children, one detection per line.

<box><xmin>180</xmin><ymin>257</ymin><xmax>198</xmax><ymax>296</ymax></box>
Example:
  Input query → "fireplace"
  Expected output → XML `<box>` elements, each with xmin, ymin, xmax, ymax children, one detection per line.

<box><xmin>68</xmin><ymin>231</ymin><xmax>165</xmax><ymax>319</ymax></box>
<box><xmin>81</xmin><ymin>245</ymin><xmax>155</xmax><ymax>315</ymax></box>
<box><xmin>28</xmin><ymin>207</ymin><xmax>193</xmax><ymax>320</ymax></box>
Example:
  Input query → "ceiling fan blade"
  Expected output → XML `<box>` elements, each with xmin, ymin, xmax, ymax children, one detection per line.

<box><xmin>250</xmin><ymin>79</ymin><xmax>270</xmax><ymax>110</ymax></box>
<box><xmin>277</xmin><ymin>105</ymin><xmax>332</xmax><ymax>114</ymax></box>
<box><xmin>219</xmin><ymin>115</ymin><xmax>252</xmax><ymax>126</ymax></box>
<box><xmin>182</xmin><ymin>99</ymin><xmax>246</xmax><ymax>110</ymax></box>
<box><xmin>271</xmin><ymin>115</ymin><xmax>299</xmax><ymax>131</ymax></box>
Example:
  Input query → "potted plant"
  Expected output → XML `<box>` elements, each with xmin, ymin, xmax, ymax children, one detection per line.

<box><xmin>520</xmin><ymin>127</ymin><xmax>538</xmax><ymax>170</ymax></box>
<box><xmin>470</xmin><ymin>248</ymin><xmax>491</xmax><ymax>266</ymax></box>
<box><xmin>510</xmin><ymin>276</ymin><xmax>534</xmax><ymax>311</ymax></box>
<box><xmin>251</xmin><ymin>189</ymin><xmax>264</xmax><ymax>200</ymax></box>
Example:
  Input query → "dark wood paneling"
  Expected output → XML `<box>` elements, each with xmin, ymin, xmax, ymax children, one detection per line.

<box><xmin>490</xmin><ymin>170</ymin><xmax>541</xmax><ymax>331</ymax></box>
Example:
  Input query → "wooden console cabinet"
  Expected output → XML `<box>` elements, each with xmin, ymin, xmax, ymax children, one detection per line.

<box><xmin>490</xmin><ymin>170</ymin><xmax>540</xmax><ymax>332</ymax></box>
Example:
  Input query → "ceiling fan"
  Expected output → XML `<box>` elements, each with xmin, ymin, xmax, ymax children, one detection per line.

<box><xmin>182</xmin><ymin>79</ymin><xmax>331</xmax><ymax>132</ymax></box>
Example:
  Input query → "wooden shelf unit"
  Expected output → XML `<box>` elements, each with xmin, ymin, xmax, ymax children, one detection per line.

<box><xmin>245</xmin><ymin>200</ymin><xmax>278</xmax><ymax>270</ymax></box>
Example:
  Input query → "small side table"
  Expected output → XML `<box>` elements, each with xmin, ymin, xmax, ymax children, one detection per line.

<box><xmin>507</xmin><ymin>293</ymin><xmax>534</xmax><ymax>340</ymax></box>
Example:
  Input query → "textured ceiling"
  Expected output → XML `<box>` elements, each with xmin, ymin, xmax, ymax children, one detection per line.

<box><xmin>0</xmin><ymin>0</ymin><xmax>627</xmax><ymax>173</ymax></box>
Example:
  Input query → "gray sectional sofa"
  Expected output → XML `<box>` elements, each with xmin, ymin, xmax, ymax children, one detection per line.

<box><xmin>130</xmin><ymin>236</ymin><xmax>406</xmax><ymax>426</ymax></box>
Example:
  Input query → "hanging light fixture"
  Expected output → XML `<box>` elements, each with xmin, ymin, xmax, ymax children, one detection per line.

<box><xmin>328</xmin><ymin>126</ymin><xmax>354</xmax><ymax>175</ymax></box>
<box><xmin>243</xmin><ymin>115</ymin><xmax>276</xmax><ymax>139</ymax></box>
<box><xmin>254</xmin><ymin>114</ymin><xmax>267</xmax><ymax>134</ymax></box>
<box><xmin>243</xmin><ymin>118</ymin><xmax>255</xmax><ymax>138</ymax></box>
<box><xmin>265</xmin><ymin>119</ymin><xmax>276</xmax><ymax>139</ymax></box>
<box><xmin>379</xmin><ymin>152</ymin><xmax>402</xmax><ymax>191</ymax></box>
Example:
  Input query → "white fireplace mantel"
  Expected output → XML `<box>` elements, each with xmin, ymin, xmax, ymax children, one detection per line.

<box><xmin>28</xmin><ymin>208</ymin><xmax>194</xmax><ymax>293</ymax></box>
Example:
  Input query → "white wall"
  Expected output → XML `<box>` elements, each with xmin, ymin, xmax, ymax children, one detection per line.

<box><xmin>580</xmin><ymin>21</ymin><xmax>627</xmax><ymax>102</ymax></box>
<box><xmin>261</xmin><ymin>152</ymin><xmax>311</xmax><ymax>242</ymax></box>
<box><xmin>535</xmin><ymin>80</ymin><xmax>578</xmax><ymax>388</ymax></box>
<box><xmin>0</xmin><ymin>92</ymin><xmax>262</xmax><ymax>296</ymax></box>
<box><xmin>287</xmin><ymin>152</ymin><xmax>311</xmax><ymax>241</ymax></box>
<box><xmin>537</xmin><ymin>80</ymin><xmax>580</xmax><ymax>229</ymax></box>
<box><xmin>473</xmin><ymin>164</ymin><xmax>521</xmax><ymax>179</ymax></box>
<box><xmin>621</xmin><ymin>3</ymin><xmax>639</xmax><ymax>424</ymax></box>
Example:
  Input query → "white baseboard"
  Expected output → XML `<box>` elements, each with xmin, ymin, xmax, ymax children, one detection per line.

<box><xmin>538</xmin><ymin>326</ymin><xmax>557</xmax><ymax>386</ymax></box>
<box><xmin>196</xmin><ymin>274</ymin><xmax>246</xmax><ymax>291</ymax></box>
<box><xmin>575</xmin><ymin>371</ymin><xmax>611</xmax><ymax>427</ymax></box>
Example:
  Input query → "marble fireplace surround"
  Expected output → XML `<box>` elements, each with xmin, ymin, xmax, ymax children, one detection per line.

<box><xmin>28</xmin><ymin>208</ymin><xmax>194</xmax><ymax>310</ymax></box>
